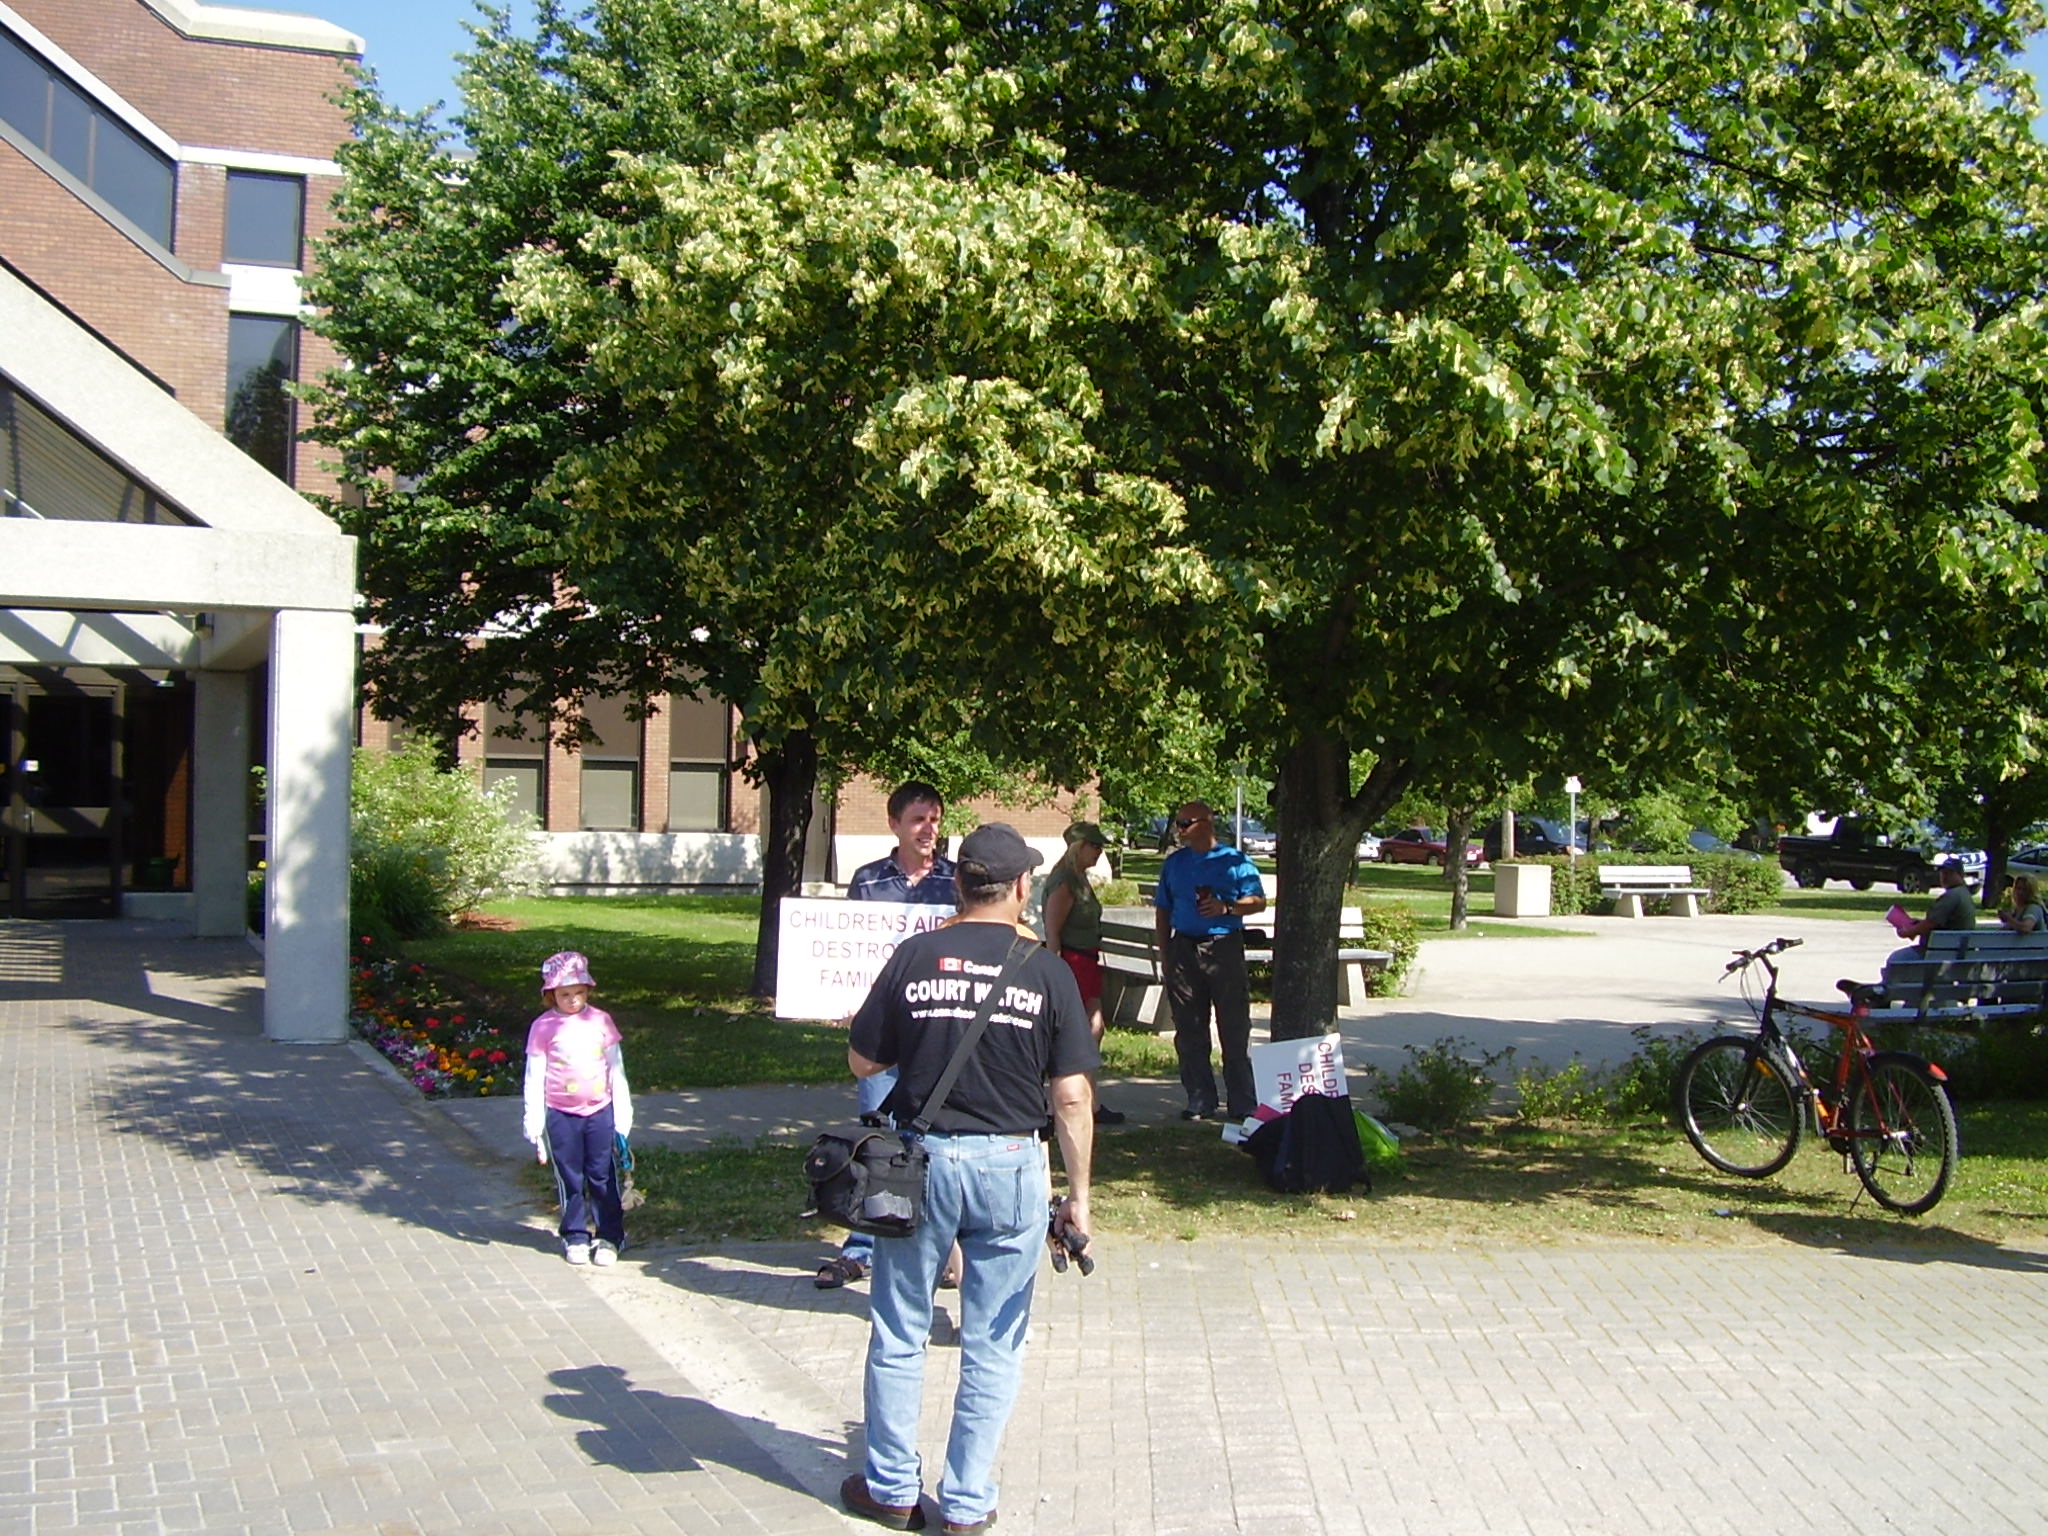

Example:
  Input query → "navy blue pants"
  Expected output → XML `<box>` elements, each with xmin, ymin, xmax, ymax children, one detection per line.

<box><xmin>545</xmin><ymin>1103</ymin><xmax>624</xmax><ymax>1246</ymax></box>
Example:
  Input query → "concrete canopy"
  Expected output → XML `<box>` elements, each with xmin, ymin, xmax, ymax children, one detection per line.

<box><xmin>0</xmin><ymin>262</ymin><xmax>358</xmax><ymax>1043</ymax></box>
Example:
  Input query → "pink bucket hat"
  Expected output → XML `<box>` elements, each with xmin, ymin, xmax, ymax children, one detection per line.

<box><xmin>540</xmin><ymin>951</ymin><xmax>595</xmax><ymax>995</ymax></box>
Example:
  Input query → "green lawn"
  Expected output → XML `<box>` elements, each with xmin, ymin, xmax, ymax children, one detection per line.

<box><xmin>610</xmin><ymin>1099</ymin><xmax>2048</xmax><ymax>1251</ymax></box>
<box><xmin>406</xmin><ymin>895</ymin><xmax>852</xmax><ymax>1088</ymax></box>
<box><xmin>407</xmin><ymin>893</ymin><xmax>1176</xmax><ymax>1090</ymax></box>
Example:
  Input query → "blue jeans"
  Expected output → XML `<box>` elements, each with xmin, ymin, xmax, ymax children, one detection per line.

<box><xmin>840</xmin><ymin>1068</ymin><xmax>899</xmax><ymax>1267</ymax></box>
<box><xmin>862</xmin><ymin>1131</ymin><xmax>1048</xmax><ymax>1525</ymax></box>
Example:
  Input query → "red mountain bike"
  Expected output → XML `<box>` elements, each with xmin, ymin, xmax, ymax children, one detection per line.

<box><xmin>1675</xmin><ymin>937</ymin><xmax>1959</xmax><ymax>1214</ymax></box>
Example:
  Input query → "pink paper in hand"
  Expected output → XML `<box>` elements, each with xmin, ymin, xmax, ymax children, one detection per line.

<box><xmin>1885</xmin><ymin>904</ymin><xmax>1914</xmax><ymax>936</ymax></box>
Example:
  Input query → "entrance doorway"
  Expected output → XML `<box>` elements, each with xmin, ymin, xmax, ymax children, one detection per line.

<box><xmin>1</xmin><ymin>680</ymin><xmax>122</xmax><ymax>917</ymax></box>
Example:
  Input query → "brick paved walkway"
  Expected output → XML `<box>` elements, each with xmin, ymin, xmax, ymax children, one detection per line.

<box><xmin>8</xmin><ymin>920</ymin><xmax>2048</xmax><ymax>1534</ymax></box>
<box><xmin>0</xmin><ymin>923</ymin><xmax>841</xmax><ymax>1536</ymax></box>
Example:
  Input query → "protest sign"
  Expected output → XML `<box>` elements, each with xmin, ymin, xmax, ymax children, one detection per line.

<box><xmin>1222</xmin><ymin>1032</ymin><xmax>1350</xmax><ymax>1141</ymax></box>
<box><xmin>773</xmin><ymin>897</ymin><xmax>955</xmax><ymax>1019</ymax></box>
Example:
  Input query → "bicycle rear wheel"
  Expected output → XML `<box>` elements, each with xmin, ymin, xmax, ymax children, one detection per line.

<box><xmin>1848</xmin><ymin>1053</ymin><xmax>1959</xmax><ymax>1215</ymax></box>
<box><xmin>1677</xmin><ymin>1036</ymin><xmax>1803</xmax><ymax>1177</ymax></box>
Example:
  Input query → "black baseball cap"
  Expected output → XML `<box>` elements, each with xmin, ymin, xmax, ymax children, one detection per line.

<box><xmin>957</xmin><ymin>822</ymin><xmax>1043</xmax><ymax>883</ymax></box>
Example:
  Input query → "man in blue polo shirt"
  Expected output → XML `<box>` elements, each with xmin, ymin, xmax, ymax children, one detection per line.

<box><xmin>1153</xmin><ymin>800</ymin><xmax>1268</xmax><ymax>1121</ymax></box>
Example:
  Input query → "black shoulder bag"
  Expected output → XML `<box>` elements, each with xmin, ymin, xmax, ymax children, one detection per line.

<box><xmin>803</xmin><ymin>941</ymin><xmax>1032</xmax><ymax>1238</ymax></box>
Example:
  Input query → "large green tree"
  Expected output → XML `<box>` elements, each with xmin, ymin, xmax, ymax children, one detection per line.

<box><xmin>307</xmin><ymin>0</ymin><xmax>1218</xmax><ymax>989</ymax></box>
<box><xmin>1005</xmin><ymin>0</ymin><xmax>2048</xmax><ymax>1032</ymax></box>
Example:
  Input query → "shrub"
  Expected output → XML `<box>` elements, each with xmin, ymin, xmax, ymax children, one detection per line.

<box><xmin>1511</xmin><ymin>1026</ymin><xmax>1706</xmax><ymax>1123</ymax></box>
<box><xmin>1864</xmin><ymin>1016</ymin><xmax>2048</xmax><ymax>1102</ymax></box>
<box><xmin>1096</xmin><ymin>876</ymin><xmax>1140</xmax><ymax>907</ymax></box>
<box><xmin>351</xmin><ymin>743</ymin><xmax>537</xmax><ymax>939</ymax></box>
<box><xmin>1521</xmin><ymin>853</ymin><xmax>1778</xmax><ymax>917</ymax></box>
<box><xmin>1374</xmin><ymin>1035</ymin><xmax>1513</xmax><ymax>1134</ymax></box>
<box><xmin>1608</xmin><ymin>1025</ymin><xmax>1705</xmax><ymax>1119</ymax></box>
<box><xmin>1355</xmin><ymin>899</ymin><xmax>1421</xmax><ymax>995</ymax></box>
<box><xmin>1514</xmin><ymin>1058</ymin><xmax>1608</xmax><ymax>1121</ymax></box>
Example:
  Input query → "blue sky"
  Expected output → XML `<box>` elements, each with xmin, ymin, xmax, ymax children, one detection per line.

<box><xmin>263</xmin><ymin>0</ymin><xmax>2048</xmax><ymax>127</ymax></box>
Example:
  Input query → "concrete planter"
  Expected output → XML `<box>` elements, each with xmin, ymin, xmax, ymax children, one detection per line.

<box><xmin>1493</xmin><ymin>861</ymin><xmax>1553</xmax><ymax>918</ymax></box>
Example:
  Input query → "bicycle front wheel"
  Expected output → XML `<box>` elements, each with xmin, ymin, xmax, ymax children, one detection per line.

<box><xmin>1677</xmin><ymin>1036</ymin><xmax>1803</xmax><ymax>1177</ymax></box>
<box><xmin>1848</xmin><ymin>1053</ymin><xmax>1959</xmax><ymax>1215</ymax></box>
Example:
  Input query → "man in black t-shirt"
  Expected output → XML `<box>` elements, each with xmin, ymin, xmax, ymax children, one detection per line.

<box><xmin>838</xmin><ymin>823</ymin><xmax>1097</xmax><ymax>1535</ymax></box>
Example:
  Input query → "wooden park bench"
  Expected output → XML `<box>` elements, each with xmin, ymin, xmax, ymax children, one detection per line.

<box><xmin>1598</xmin><ymin>864</ymin><xmax>1709</xmax><ymax>919</ymax></box>
<box><xmin>1094</xmin><ymin>907</ymin><xmax>1392</xmax><ymax>1027</ymax></box>
<box><xmin>1855</xmin><ymin>927</ymin><xmax>2048</xmax><ymax>1028</ymax></box>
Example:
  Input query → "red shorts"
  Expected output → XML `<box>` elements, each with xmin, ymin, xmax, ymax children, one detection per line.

<box><xmin>1058</xmin><ymin>947</ymin><xmax>1104</xmax><ymax>1008</ymax></box>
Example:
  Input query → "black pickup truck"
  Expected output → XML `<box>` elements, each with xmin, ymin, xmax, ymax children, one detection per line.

<box><xmin>1777</xmin><ymin>819</ymin><xmax>1979</xmax><ymax>893</ymax></box>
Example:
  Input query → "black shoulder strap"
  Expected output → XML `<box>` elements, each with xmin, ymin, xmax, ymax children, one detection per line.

<box><xmin>908</xmin><ymin>939</ymin><xmax>1034</xmax><ymax>1136</ymax></box>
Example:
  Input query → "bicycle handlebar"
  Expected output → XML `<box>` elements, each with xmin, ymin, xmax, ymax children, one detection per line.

<box><xmin>1723</xmin><ymin>936</ymin><xmax>1803</xmax><ymax>974</ymax></box>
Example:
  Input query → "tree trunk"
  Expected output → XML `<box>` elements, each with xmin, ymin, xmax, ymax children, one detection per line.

<box><xmin>1268</xmin><ymin>734</ymin><xmax>1411</xmax><ymax>1041</ymax></box>
<box><xmin>749</xmin><ymin>727</ymin><xmax>819</xmax><ymax>998</ymax></box>
<box><xmin>1984</xmin><ymin>794</ymin><xmax>2010</xmax><ymax>905</ymax></box>
<box><xmin>1445</xmin><ymin>805</ymin><xmax>1472</xmax><ymax>930</ymax></box>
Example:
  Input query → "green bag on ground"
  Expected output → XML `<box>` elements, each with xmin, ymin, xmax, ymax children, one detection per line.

<box><xmin>1354</xmin><ymin>1109</ymin><xmax>1403</xmax><ymax>1170</ymax></box>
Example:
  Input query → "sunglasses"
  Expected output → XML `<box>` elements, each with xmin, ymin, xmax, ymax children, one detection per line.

<box><xmin>1175</xmin><ymin>816</ymin><xmax>1209</xmax><ymax>828</ymax></box>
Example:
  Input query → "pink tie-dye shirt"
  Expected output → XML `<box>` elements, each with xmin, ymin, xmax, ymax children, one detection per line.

<box><xmin>525</xmin><ymin>1006</ymin><xmax>622</xmax><ymax>1116</ymax></box>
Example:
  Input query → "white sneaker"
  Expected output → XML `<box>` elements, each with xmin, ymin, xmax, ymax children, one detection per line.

<box><xmin>591</xmin><ymin>1240</ymin><xmax>618</xmax><ymax>1267</ymax></box>
<box><xmin>565</xmin><ymin>1241</ymin><xmax>591</xmax><ymax>1266</ymax></box>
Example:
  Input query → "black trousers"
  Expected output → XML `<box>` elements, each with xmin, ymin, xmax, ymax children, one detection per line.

<box><xmin>1166</xmin><ymin>931</ymin><xmax>1255</xmax><ymax>1118</ymax></box>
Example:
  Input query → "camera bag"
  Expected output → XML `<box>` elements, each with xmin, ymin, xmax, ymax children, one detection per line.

<box><xmin>803</xmin><ymin>940</ymin><xmax>1033</xmax><ymax>1238</ymax></box>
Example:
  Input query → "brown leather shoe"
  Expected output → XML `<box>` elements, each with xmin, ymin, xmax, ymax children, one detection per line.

<box><xmin>840</xmin><ymin>1474</ymin><xmax>927</xmax><ymax>1530</ymax></box>
<box><xmin>942</xmin><ymin>1513</ymin><xmax>996</xmax><ymax>1534</ymax></box>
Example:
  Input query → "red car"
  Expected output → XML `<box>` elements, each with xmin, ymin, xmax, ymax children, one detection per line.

<box><xmin>1377</xmin><ymin>826</ymin><xmax>1481</xmax><ymax>866</ymax></box>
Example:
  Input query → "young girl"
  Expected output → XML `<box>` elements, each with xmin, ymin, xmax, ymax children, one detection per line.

<box><xmin>523</xmin><ymin>951</ymin><xmax>632</xmax><ymax>1265</ymax></box>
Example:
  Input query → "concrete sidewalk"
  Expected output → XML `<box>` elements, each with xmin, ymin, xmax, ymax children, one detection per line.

<box><xmin>9</xmin><ymin>915</ymin><xmax>2046</xmax><ymax>1536</ymax></box>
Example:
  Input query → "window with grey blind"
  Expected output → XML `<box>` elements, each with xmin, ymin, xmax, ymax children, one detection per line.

<box><xmin>481</xmin><ymin>697</ymin><xmax>548</xmax><ymax>826</ymax></box>
<box><xmin>666</xmin><ymin>691</ymin><xmax>731</xmax><ymax>832</ymax></box>
<box><xmin>0</xmin><ymin>380</ymin><xmax>196</xmax><ymax>524</ymax></box>
<box><xmin>0</xmin><ymin>25</ymin><xmax>175</xmax><ymax>249</ymax></box>
<box><xmin>576</xmin><ymin>694</ymin><xmax>642</xmax><ymax>831</ymax></box>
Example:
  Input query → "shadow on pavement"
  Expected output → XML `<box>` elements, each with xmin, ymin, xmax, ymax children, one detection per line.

<box><xmin>26</xmin><ymin>924</ymin><xmax>534</xmax><ymax>1250</ymax></box>
<box><xmin>543</xmin><ymin>1363</ymin><xmax>835</xmax><ymax>1488</ymax></box>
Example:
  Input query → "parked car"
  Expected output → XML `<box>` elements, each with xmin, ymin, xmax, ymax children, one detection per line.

<box><xmin>1355</xmin><ymin>832</ymin><xmax>1382</xmax><ymax>862</ymax></box>
<box><xmin>1687</xmin><ymin>828</ymin><xmax>1761</xmax><ymax>861</ymax></box>
<box><xmin>1480</xmin><ymin>816</ymin><xmax>1573</xmax><ymax>862</ymax></box>
<box><xmin>1234</xmin><ymin>818</ymin><xmax>1278</xmax><ymax>856</ymax></box>
<box><xmin>1377</xmin><ymin>826</ymin><xmax>1481</xmax><ymax>866</ymax></box>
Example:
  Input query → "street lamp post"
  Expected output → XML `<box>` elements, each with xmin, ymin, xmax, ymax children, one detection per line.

<box><xmin>1565</xmin><ymin>776</ymin><xmax>1582</xmax><ymax>860</ymax></box>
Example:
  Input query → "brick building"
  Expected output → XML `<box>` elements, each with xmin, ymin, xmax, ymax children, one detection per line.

<box><xmin>2</xmin><ymin>0</ymin><xmax>1089</xmax><ymax>944</ymax></box>
<box><xmin>0</xmin><ymin>0</ymin><xmax>358</xmax><ymax>1039</ymax></box>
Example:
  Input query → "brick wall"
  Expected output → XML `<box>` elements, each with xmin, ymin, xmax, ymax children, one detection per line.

<box><xmin>6</xmin><ymin>0</ymin><xmax>356</xmax><ymax>495</ymax></box>
<box><xmin>1</xmin><ymin>146</ymin><xmax>230</xmax><ymax>418</ymax></box>
<box><xmin>19</xmin><ymin>0</ymin><xmax>355</xmax><ymax>158</ymax></box>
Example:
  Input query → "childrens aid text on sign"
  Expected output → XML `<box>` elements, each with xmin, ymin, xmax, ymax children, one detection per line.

<box><xmin>773</xmin><ymin>897</ymin><xmax>956</xmax><ymax>1019</ymax></box>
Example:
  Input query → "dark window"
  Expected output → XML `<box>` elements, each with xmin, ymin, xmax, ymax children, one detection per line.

<box><xmin>225</xmin><ymin>171</ymin><xmax>304</xmax><ymax>266</ymax></box>
<box><xmin>0</xmin><ymin>26</ymin><xmax>175</xmax><ymax>247</ymax></box>
<box><xmin>226</xmin><ymin>315</ymin><xmax>297</xmax><ymax>479</ymax></box>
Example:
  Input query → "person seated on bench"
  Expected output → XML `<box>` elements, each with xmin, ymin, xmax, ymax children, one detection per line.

<box><xmin>1040</xmin><ymin>821</ymin><xmax>1126</xmax><ymax>1125</ymax></box>
<box><xmin>1881</xmin><ymin>858</ymin><xmax>1977</xmax><ymax>989</ymax></box>
<box><xmin>1998</xmin><ymin>874</ymin><xmax>2046</xmax><ymax>936</ymax></box>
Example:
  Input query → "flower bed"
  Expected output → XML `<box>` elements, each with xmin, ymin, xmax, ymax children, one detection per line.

<box><xmin>349</xmin><ymin>934</ymin><xmax>523</xmax><ymax>1097</ymax></box>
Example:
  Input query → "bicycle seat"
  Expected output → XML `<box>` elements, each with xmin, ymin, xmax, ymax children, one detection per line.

<box><xmin>1837</xmin><ymin>978</ymin><xmax>1886</xmax><ymax>1008</ymax></box>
